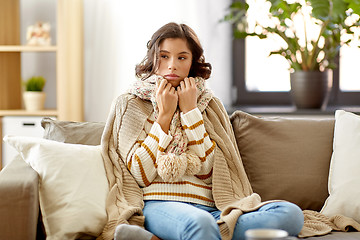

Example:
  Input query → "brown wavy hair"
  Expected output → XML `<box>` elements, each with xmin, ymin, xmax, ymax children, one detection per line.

<box><xmin>135</xmin><ymin>22</ymin><xmax>212</xmax><ymax>80</ymax></box>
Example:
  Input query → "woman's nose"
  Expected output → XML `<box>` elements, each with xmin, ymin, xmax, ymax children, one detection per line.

<box><xmin>168</xmin><ymin>58</ymin><xmax>177</xmax><ymax>70</ymax></box>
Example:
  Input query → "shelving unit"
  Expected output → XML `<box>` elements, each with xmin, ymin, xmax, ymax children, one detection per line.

<box><xmin>0</xmin><ymin>109</ymin><xmax>58</xmax><ymax>117</ymax></box>
<box><xmin>0</xmin><ymin>0</ymin><xmax>84</xmax><ymax>169</ymax></box>
<box><xmin>0</xmin><ymin>45</ymin><xmax>57</xmax><ymax>52</ymax></box>
<box><xmin>0</xmin><ymin>0</ymin><xmax>83</xmax><ymax>120</ymax></box>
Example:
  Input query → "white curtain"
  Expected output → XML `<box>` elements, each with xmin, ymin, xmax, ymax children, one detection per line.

<box><xmin>84</xmin><ymin>0</ymin><xmax>232</xmax><ymax>122</ymax></box>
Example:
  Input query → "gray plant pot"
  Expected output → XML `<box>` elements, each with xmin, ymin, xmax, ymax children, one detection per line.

<box><xmin>290</xmin><ymin>70</ymin><xmax>333</xmax><ymax>109</ymax></box>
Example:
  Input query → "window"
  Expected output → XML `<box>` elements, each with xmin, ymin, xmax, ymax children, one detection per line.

<box><xmin>340</xmin><ymin>45</ymin><xmax>360</xmax><ymax>92</ymax></box>
<box><xmin>232</xmin><ymin>0</ymin><xmax>360</xmax><ymax>107</ymax></box>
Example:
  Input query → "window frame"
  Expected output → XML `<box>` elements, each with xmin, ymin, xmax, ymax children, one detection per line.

<box><xmin>232</xmin><ymin>37</ymin><xmax>360</xmax><ymax>107</ymax></box>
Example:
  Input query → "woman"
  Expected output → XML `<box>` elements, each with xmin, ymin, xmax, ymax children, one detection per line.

<box><xmin>100</xmin><ymin>22</ymin><xmax>304</xmax><ymax>240</ymax></box>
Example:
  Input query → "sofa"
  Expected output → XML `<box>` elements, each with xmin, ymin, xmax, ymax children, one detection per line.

<box><xmin>1</xmin><ymin>110</ymin><xmax>360</xmax><ymax>240</ymax></box>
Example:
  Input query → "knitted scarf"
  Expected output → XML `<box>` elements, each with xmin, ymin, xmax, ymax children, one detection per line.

<box><xmin>128</xmin><ymin>75</ymin><xmax>213</xmax><ymax>182</ymax></box>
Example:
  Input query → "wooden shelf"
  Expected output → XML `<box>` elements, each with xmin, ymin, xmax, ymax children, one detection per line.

<box><xmin>0</xmin><ymin>109</ymin><xmax>57</xmax><ymax>116</ymax></box>
<box><xmin>0</xmin><ymin>45</ymin><xmax>57</xmax><ymax>52</ymax></box>
<box><xmin>0</xmin><ymin>0</ymin><xmax>83</xmax><ymax>122</ymax></box>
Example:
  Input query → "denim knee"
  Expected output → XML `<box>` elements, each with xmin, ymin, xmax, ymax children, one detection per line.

<box><xmin>271</xmin><ymin>202</ymin><xmax>304</xmax><ymax>236</ymax></box>
<box><xmin>233</xmin><ymin>201</ymin><xmax>304</xmax><ymax>240</ymax></box>
<box><xmin>182</xmin><ymin>210</ymin><xmax>221</xmax><ymax>240</ymax></box>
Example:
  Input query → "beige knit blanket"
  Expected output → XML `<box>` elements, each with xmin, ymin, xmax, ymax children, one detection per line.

<box><xmin>98</xmin><ymin>93</ymin><xmax>360</xmax><ymax>240</ymax></box>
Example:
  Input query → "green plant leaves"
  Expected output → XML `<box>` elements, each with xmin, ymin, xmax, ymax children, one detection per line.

<box><xmin>309</xmin><ymin>0</ymin><xmax>349</xmax><ymax>23</ymax></box>
<box><xmin>24</xmin><ymin>76</ymin><xmax>46</xmax><ymax>91</ymax></box>
<box><xmin>269</xmin><ymin>0</ymin><xmax>301</xmax><ymax>19</ymax></box>
<box><xmin>222</xmin><ymin>1</ymin><xmax>248</xmax><ymax>23</ymax></box>
<box><xmin>308</xmin><ymin>0</ymin><xmax>330</xmax><ymax>20</ymax></box>
<box><xmin>230</xmin><ymin>1</ymin><xmax>249</xmax><ymax>10</ymax></box>
<box><xmin>332</xmin><ymin>0</ymin><xmax>349</xmax><ymax>22</ymax></box>
<box><xmin>344</xmin><ymin>0</ymin><xmax>360</xmax><ymax>15</ymax></box>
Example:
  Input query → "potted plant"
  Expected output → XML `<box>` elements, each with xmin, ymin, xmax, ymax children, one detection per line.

<box><xmin>23</xmin><ymin>76</ymin><xmax>46</xmax><ymax>111</ymax></box>
<box><xmin>223</xmin><ymin>0</ymin><xmax>360</xmax><ymax>108</ymax></box>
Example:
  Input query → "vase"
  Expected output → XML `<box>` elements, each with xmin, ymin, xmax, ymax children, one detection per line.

<box><xmin>23</xmin><ymin>91</ymin><xmax>46</xmax><ymax>111</ymax></box>
<box><xmin>290</xmin><ymin>70</ymin><xmax>333</xmax><ymax>109</ymax></box>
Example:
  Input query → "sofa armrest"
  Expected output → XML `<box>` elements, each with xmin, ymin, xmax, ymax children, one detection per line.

<box><xmin>0</xmin><ymin>155</ymin><xmax>39</xmax><ymax>240</ymax></box>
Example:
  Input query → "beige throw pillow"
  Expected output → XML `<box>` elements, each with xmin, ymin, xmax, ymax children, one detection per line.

<box><xmin>321</xmin><ymin>110</ymin><xmax>360</xmax><ymax>222</ymax></box>
<box><xmin>230</xmin><ymin>111</ymin><xmax>334</xmax><ymax>211</ymax></box>
<box><xmin>3</xmin><ymin>135</ymin><xmax>109</xmax><ymax>240</ymax></box>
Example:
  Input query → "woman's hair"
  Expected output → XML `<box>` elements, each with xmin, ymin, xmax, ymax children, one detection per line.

<box><xmin>135</xmin><ymin>22</ymin><xmax>212</xmax><ymax>80</ymax></box>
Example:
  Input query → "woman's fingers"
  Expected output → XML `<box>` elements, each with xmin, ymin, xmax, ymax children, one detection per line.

<box><xmin>156</xmin><ymin>79</ymin><xmax>165</xmax><ymax>95</ymax></box>
<box><xmin>183</xmin><ymin>78</ymin><xmax>189</xmax><ymax>88</ymax></box>
<box><xmin>159</xmin><ymin>79</ymin><xmax>167</xmax><ymax>88</ymax></box>
<box><xmin>157</xmin><ymin>79</ymin><xmax>175</xmax><ymax>96</ymax></box>
<box><xmin>181</xmin><ymin>77</ymin><xmax>195</xmax><ymax>89</ymax></box>
<box><xmin>188</xmin><ymin>77</ymin><xmax>195</xmax><ymax>87</ymax></box>
<box><xmin>178</xmin><ymin>81</ymin><xmax>185</xmax><ymax>91</ymax></box>
<box><xmin>165</xmin><ymin>83</ymin><xmax>173</xmax><ymax>92</ymax></box>
<box><xmin>177</xmin><ymin>77</ymin><xmax>197</xmax><ymax>113</ymax></box>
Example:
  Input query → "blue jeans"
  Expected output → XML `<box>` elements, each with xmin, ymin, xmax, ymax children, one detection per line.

<box><xmin>143</xmin><ymin>200</ymin><xmax>304</xmax><ymax>240</ymax></box>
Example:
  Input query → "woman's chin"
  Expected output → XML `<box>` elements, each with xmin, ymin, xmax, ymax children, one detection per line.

<box><xmin>166</xmin><ymin>79</ymin><xmax>182</xmax><ymax>88</ymax></box>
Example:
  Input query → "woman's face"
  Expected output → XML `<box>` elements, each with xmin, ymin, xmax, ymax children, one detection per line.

<box><xmin>155</xmin><ymin>38</ymin><xmax>193</xmax><ymax>87</ymax></box>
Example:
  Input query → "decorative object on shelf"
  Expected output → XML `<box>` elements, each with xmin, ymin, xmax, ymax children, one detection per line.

<box><xmin>23</xmin><ymin>76</ymin><xmax>46</xmax><ymax>111</ymax></box>
<box><xmin>26</xmin><ymin>22</ymin><xmax>52</xmax><ymax>46</ymax></box>
<box><xmin>223</xmin><ymin>0</ymin><xmax>360</xmax><ymax>109</ymax></box>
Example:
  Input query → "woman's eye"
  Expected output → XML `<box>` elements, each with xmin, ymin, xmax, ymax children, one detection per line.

<box><xmin>160</xmin><ymin>55</ymin><xmax>168</xmax><ymax>59</ymax></box>
<box><xmin>179</xmin><ymin>57</ymin><xmax>186</xmax><ymax>60</ymax></box>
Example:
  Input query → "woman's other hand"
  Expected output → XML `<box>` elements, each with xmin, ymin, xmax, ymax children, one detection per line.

<box><xmin>156</xmin><ymin>79</ymin><xmax>178</xmax><ymax>133</ymax></box>
<box><xmin>177</xmin><ymin>77</ymin><xmax>197</xmax><ymax>114</ymax></box>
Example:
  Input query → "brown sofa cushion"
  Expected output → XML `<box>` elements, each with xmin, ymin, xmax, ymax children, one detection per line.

<box><xmin>41</xmin><ymin>117</ymin><xmax>105</xmax><ymax>145</ymax></box>
<box><xmin>230</xmin><ymin>111</ymin><xmax>335</xmax><ymax>211</ymax></box>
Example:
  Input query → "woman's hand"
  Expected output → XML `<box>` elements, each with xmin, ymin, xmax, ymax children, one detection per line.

<box><xmin>177</xmin><ymin>77</ymin><xmax>197</xmax><ymax>114</ymax></box>
<box><xmin>156</xmin><ymin>79</ymin><xmax>178</xmax><ymax>133</ymax></box>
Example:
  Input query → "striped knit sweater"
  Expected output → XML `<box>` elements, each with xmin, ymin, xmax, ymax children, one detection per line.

<box><xmin>126</xmin><ymin>108</ymin><xmax>216</xmax><ymax>207</ymax></box>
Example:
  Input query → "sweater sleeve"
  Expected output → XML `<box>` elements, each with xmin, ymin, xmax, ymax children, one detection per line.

<box><xmin>181</xmin><ymin>108</ymin><xmax>215</xmax><ymax>182</ymax></box>
<box><xmin>126</xmin><ymin>121</ymin><xmax>172</xmax><ymax>187</ymax></box>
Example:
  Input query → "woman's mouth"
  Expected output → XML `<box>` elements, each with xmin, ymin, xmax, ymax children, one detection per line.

<box><xmin>164</xmin><ymin>74</ymin><xmax>179</xmax><ymax>81</ymax></box>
